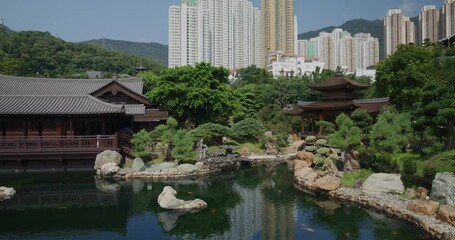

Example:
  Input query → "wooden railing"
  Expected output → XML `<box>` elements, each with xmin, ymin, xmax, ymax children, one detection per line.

<box><xmin>0</xmin><ymin>135</ymin><xmax>118</xmax><ymax>153</ymax></box>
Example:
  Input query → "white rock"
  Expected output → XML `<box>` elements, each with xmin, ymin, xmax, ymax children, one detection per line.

<box><xmin>362</xmin><ymin>173</ymin><xmax>404</xmax><ymax>195</ymax></box>
<box><xmin>94</xmin><ymin>150</ymin><xmax>122</xmax><ymax>169</ymax></box>
<box><xmin>100</xmin><ymin>162</ymin><xmax>120</xmax><ymax>177</ymax></box>
<box><xmin>0</xmin><ymin>186</ymin><xmax>16</xmax><ymax>201</ymax></box>
<box><xmin>132</xmin><ymin>158</ymin><xmax>145</xmax><ymax>172</ymax></box>
<box><xmin>158</xmin><ymin>186</ymin><xmax>207</xmax><ymax>210</ymax></box>
<box><xmin>195</xmin><ymin>162</ymin><xmax>204</xmax><ymax>169</ymax></box>
<box><xmin>177</xmin><ymin>164</ymin><xmax>198</xmax><ymax>173</ymax></box>
<box><xmin>431</xmin><ymin>172</ymin><xmax>455</xmax><ymax>205</ymax></box>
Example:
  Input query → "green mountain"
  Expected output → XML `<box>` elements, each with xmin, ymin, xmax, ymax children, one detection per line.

<box><xmin>0</xmin><ymin>24</ymin><xmax>13</xmax><ymax>33</ymax></box>
<box><xmin>298</xmin><ymin>19</ymin><xmax>384</xmax><ymax>59</ymax></box>
<box><xmin>82</xmin><ymin>39</ymin><xmax>168</xmax><ymax>66</ymax></box>
<box><xmin>0</xmin><ymin>27</ymin><xmax>164</xmax><ymax>77</ymax></box>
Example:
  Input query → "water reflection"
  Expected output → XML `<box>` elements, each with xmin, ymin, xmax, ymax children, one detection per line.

<box><xmin>0</xmin><ymin>166</ymin><xmax>433</xmax><ymax>240</ymax></box>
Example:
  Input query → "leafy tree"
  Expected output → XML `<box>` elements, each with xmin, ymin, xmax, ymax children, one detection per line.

<box><xmin>375</xmin><ymin>44</ymin><xmax>436</xmax><ymax>110</ymax></box>
<box><xmin>188</xmin><ymin>123</ymin><xmax>231</xmax><ymax>144</ymax></box>
<box><xmin>369</xmin><ymin>107</ymin><xmax>413</xmax><ymax>153</ymax></box>
<box><xmin>231</xmin><ymin>118</ymin><xmax>267</xmax><ymax>139</ymax></box>
<box><xmin>130</xmin><ymin>129</ymin><xmax>153</xmax><ymax>160</ymax></box>
<box><xmin>149</xmin><ymin>117</ymin><xmax>179</xmax><ymax>144</ymax></box>
<box><xmin>315</xmin><ymin>121</ymin><xmax>336</xmax><ymax>135</ymax></box>
<box><xmin>350</xmin><ymin>109</ymin><xmax>373</xmax><ymax>142</ymax></box>
<box><xmin>147</xmin><ymin>63</ymin><xmax>242</xmax><ymax>125</ymax></box>
<box><xmin>412</xmin><ymin>54</ymin><xmax>455</xmax><ymax>150</ymax></box>
<box><xmin>260</xmin><ymin>77</ymin><xmax>317</xmax><ymax>107</ymax></box>
<box><xmin>233</xmin><ymin>65</ymin><xmax>271</xmax><ymax>86</ymax></box>
<box><xmin>137</xmin><ymin>71</ymin><xmax>159</xmax><ymax>92</ymax></box>
<box><xmin>171</xmin><ymin>130</ymin><xmax>196</xmax><ymax>162</ymax></box>
<box><xmin>0</xmin><ymin>30</ymin><xmax>164</xmax><ymax>77</ymax></box>
<box><xmin>327</xmin><ymin>113</ymin><xmax>363</xmax><ymax>171</ymax></box>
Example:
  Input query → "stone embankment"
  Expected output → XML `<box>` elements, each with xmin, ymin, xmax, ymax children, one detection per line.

<box><xmin>294</xmin><ymin>171</ymin><xmax>455</xmax><ymax>240</ymax></box>
<box><xmin>327</xmin><ymin>187</ymin><xmax>455</xmax><ymax>240</ymax></box>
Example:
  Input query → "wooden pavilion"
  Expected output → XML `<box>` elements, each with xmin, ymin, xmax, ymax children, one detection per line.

<box><xmin>286</xmin><ymin>73</ymin><xmax>389</xmax><ymax>136</ymax></box>
<box><xmin>0</xmin><ymin>75</ymin><xmax>168</xmax><ymax>170</ymax></box>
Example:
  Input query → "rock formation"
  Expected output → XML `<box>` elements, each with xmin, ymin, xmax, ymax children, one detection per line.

<box><xmin>0</xmin><ymin>186</ymin><xmax>15</xmax><ymax>201</ymax></box>
<box><xmin>158</xmin><ymin>186</ymin><xmax>207</xmax><ymax>210</ymax></box>
<box><xmin>361</xmin><ymin>173</ymin><xmax>404</xmax><ymax>195</ymax></box>
<box><xmin>430</xmin><ymin>172</ymin><xmax>455</xmax><ymax>205</ymax></box>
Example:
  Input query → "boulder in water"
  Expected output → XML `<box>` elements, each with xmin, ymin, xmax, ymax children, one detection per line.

<box><xmin>158</xmin><ymin>186</ymin><xmax>207</xmax><ymax>210</ymax></box>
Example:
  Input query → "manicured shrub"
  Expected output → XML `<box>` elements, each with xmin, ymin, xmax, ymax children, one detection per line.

<box><xmin>171</xmin><ymin>130</ymin><xmax>196</xmax><ymax>163</ymax></box>
<box><xmin>189</xmin><ymin>123</ymin><xmax>231</xmax><ymax>144</ymax></box>
<box><xmin>358</xmin><ymin>148</ymin><xmax>400</xmax><ymax>173</ymax></box>
<box><xmin>315</xmin><ymin>139</ymin><xmax>328</xmax><ymax>147</ymax></box>
<box><xmin>130</xmin><ymin>129</ymin><xmax>153</xmax><ymax>160</ymax></box>
<box><xmin>231</xmin><ymin>118</ymin><xmax>267</xmax><ymax>139</ymax></box>
<box><xmin>304</xmin><ymin>146</ymin><xmax>317</xmax><ymax>153</ymax></box>
<box><xmin>423</xmin><ymin>165</ymin><xmax>437</xmax><ymax>190</ymax></box>
<box><xmin>317</xmin><ymin>147</ymin><xmax>331</xmax><ymax>157</ymax></box>
<box><xmin>305</xmin><ymin>136</ymin><xmax>317</xmax><ymax>144</ymax></box>
<box><xmin>401</xmin><ymin>158</ymin><xmax>418</xmax><ymax>187</ymax></box>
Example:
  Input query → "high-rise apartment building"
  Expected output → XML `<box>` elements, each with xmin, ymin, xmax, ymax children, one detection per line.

<box><xmin>169</xmin><ymin>0</ymin><xmax>261</xmax><ymax>69</ymax></box>
<box><xmin>384</xmin><ymin>9</ymin><xmax>415</xmax><ymax>56</ymax></box>
<box><xmin>440</xmin><ymin>0</ymin><xmax>455</xmax><ymax>39</ymax></box>
<box><xmin>300</xmin><ymin>29</ymin><xmax>379</xmax><ymax>72</ymax></box>
<box><xmin>418</xmin><ymin>6</ymin><xmax>439</xmax><ymax>45</ymax></box>
<box><xmin>261</xmin><ymin>0</ymin><xmax>295</xmax><ymax>66</ymax></box>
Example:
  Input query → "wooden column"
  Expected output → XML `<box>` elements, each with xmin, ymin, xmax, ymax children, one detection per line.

<box><xmin>319</xmin><ymin>113</ymin><xmax>324</xmax><ymax>136</ymax></box>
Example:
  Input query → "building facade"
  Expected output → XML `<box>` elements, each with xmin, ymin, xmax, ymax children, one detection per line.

<box><xmin>169</xmin><ymin>0</ymin><xmax>261</xmax><ymax>69</ymax></box>
<box><xmin>267</xmin><ymin>51</ymin><xmax>325</xmax><ymax>78</ymax></box>
<box><xmin>384</xmin><ymin>9</ymin><xmax>415</xmax><ymax>56</ymax></box>
<box><xmin>261</xmin><ymin>0</ymin><xmax>296</xmax><ymax>66</ymax></box>
<box><xmin>441</xmin><ymin>0</ymin><xmax>455</xmax><ymax>39</ymax></box>
<box><xmin>418</xmin><ymin>5</ymin><xmax>440</xmax><ymax>45</ymax></box>
<box><xmin>299</xmin><ymin>29</ymin><xmax>379</xmax><ymax>72</ymax></box>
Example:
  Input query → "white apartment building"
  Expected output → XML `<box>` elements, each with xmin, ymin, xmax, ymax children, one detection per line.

<box><xmin>299</xmin><ymin>29</ymin><xmax>378</xmax><ymax>72</ymax></box>
<box><xmin>441</xmin><ymin>0</ymin><xmax>455</xmax><ymax>39</ymax></box>
<box><xmin>267</xmin><ymin>52</ymin><xmax>325</xmax><ymax>78</ymax></box>
<box><xmin>384</xmin><ymin>9</ymin><xmax>415</xmax><ymax>56</ymax></box>
<box><xmin>169</xmin><ymin>0</ymin><xmax>261</xmax><ymax>69</ymax></box>
<box><xmin>418</xmin><ymin>5</ymin><xmax>439</xmax><ymax>45</ymax></box>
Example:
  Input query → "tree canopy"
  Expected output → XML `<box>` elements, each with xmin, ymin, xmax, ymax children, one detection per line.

<box><xmin>0</xmin><ymin>29</ymin><xmax>164</xmax><ymax>77</ymax></box>
<box><xmin>146</xmin><ymin>63</ymin><xmax>242</xmax><ymax>126</ymax></box>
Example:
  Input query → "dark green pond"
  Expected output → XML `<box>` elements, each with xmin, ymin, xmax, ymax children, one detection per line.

<box><xmin>0</xmin><ymin>165</ymin><xmax>433</xmax><ymax>240</ymax></box>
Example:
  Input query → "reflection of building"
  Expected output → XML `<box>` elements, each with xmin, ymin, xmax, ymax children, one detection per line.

<box><xmin>261</xmin><ymin>199</ymin><xmax>296</xmax><ymax>240</ymax></box>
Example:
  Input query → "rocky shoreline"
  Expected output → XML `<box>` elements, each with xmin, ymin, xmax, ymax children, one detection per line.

<box><xmin>295</xmin><ymin>179</ymin><xmax>455</xmax><ymax>240</ymax></box>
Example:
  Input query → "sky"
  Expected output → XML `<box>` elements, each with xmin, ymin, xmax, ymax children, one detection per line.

<box><xmin>0</xmin><ymin>0</ymin><xmax>445</xmax><ymax>45</ymax></box>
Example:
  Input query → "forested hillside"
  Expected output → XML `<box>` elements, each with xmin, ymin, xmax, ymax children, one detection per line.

<box><xmin>0</xmin><ymin>27</ymin><xmax>164</xmax><ymax>78</ymax></box>
<box><xmin>82</xmin><ymin>39</ymin><xmax>168</xmax><ymax>66</ymax></box>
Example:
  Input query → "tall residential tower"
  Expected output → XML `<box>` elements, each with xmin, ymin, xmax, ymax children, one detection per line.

<box><xmin>261</xmin><ymin>0</ymin><xmax>295</xmax><ymax>66</ymax></box>
<box><xmin>169</xmin><ymin>0</ymin><xmax>261</xmax><ymax>69</ymax></box>
<box><xmin>418</xmin><ymin>5</ymin><xmax>439</xmax><ymax>45</ymax></box>
<box><xmin>384</xmin><ymin>9</ymin><xmax>415</xmax><ymax>56</ymax></box>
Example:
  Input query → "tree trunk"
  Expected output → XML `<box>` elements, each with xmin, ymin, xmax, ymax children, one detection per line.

<box><xmin>448</xmin><ymin>118</ymin><xmax>454</xmax><ymax>150</ymax></box>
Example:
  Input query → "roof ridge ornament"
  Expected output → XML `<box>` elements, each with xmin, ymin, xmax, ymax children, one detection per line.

<box><xmin>335</xmin><ymin>66</ymin><xmax>343</xmax><ymax>77</ymax></box>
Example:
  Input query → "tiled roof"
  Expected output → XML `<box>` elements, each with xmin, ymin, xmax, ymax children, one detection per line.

<box><xmin>124</xmin><ymin>104</ymin><xmax>146</xmax><ymax>115</ymax></box>
<box><xmin>0</xmin><ymin>95</ymin><xmax>124</xmax><ymax>115</ymax></box>
<box><xmin>0</xmin><ymin>75</ymin><xmax>143</xmax><ymax>96</ymax></box>
<box><xmin>310</xmin><ymin>76</ymin><xmax>369</xmax><ymax>90</ymax></box>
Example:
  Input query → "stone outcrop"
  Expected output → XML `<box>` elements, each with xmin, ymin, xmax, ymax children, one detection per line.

<box><xmin>297</xmin><ymin>151</ymin><xmax>314</xmax><ymax>167</ymax></box>
<box><xmin>407</xmin><ymin>200</ymin><xmax>440</xmax><ymax>215</ymax></box>
<box><xmin>94</xmin><ymin>150</ymin><xmax>122</xmax><ymax>169</ymax></box>
<box><xmin>99</xmin><ymin>162</ymin><xmax>121</xmax><ymax>178</ymax></box>
<box><xmin>287</xmin><ymin>140</ymin><xmax>306</xmax><ymax>153</ymax></box>
<box><xmin>132</xmin><ymin>158</ymin><xmax>145</xmax><ymax>172</ymax></box>
<box><xmin>437</xmin><ymin>205</ymin><xmax>455</xmax><ymax>227</ymax></box>
<box><xmin>158</xmin><ymin>186</ymin><xmax>207</xmax><ymax>210</ymax></box>
<box><xmin>314</xmin><ymin>175</ymin><xmax>341</xmax><ymax>191</ymax></box>
<box><xmin>177</xmin><ymin>164</ymin><xmax>198</xmax><ymax>173</ymax></box>
<box><xmin>0</xmin><ymin>186</ymin><xmax>16</xmax><ymax>201</ymax></box>
<box><xmin>416</xmin><ymin>187</ymin><xmax>429</xmax><ymax>200</ymax></box>
<box><xmin>361</xmin><ymin>173</ymin><xmax>404</xmax><ymax>195</ymax></box>
<box><xmin>431</xmin><ymin>172</ymin><xmax>455</xmax><ymax>206</ymax></box>
<box><xmin>240</xmin><ymin>147</ymin><xmax>251</xmax><ymax>157</ymax></box>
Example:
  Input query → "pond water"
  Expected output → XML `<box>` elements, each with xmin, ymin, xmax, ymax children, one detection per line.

<box><xmin>0</xmin><ymin>165</ymin><xmax>433</xmax><ymax>240</ymax></box>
